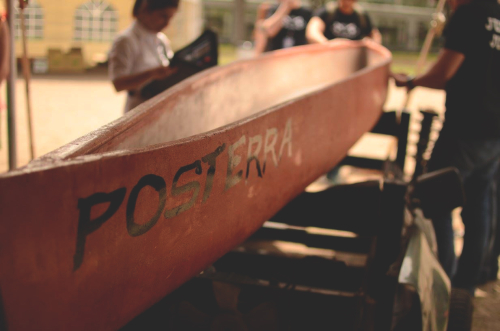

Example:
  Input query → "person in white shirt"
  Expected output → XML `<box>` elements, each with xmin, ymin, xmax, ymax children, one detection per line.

<box><xmin>109</xmin><ymin>0</ymin><xmax>179</xmax><ymax>113</ymax></box>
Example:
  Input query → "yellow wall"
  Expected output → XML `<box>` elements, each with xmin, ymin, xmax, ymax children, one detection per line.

<box><xmin>2</xmin><ymin>0</ymin><xmax>202</xmax><ymax>67</ymax></box>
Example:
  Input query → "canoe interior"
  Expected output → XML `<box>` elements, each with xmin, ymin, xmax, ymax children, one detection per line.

<box><xmin>48</xmin><ymin>43</ymin><xmax>389</xmax><ymax>159</ymax></box>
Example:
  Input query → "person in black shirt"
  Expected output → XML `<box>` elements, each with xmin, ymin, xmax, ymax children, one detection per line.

<box><xmin>393</xmin><ymin>0</ymin><xmax>500</xmax><ymax>294</ymax></box>
<box><xmin>254</xmin><ymin>0</ymin><xmax>313</xmax><ymax>55</ymax></box>
<box><xmin>306</xmin><ymin>0</ymin><xmax>381</xmax><ymax>44</ymax></box>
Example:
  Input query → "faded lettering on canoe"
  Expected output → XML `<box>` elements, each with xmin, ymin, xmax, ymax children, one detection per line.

<box><xmin>73</xmin><ymin>118</ymin><xmax>293</xmax><ymax>271</ymax></box>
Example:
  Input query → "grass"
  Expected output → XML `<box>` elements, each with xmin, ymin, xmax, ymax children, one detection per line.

<box><xmin>218</xmin><ymin>44</ymin><xmax>439</xmax><ymax>75</ymax></box>
<box><xmin>219</xmin><ymin>44</ymin><xmax>238</xmax><ymax>65</ymax></box>
<box><xmin>391</xmin><ymin>51</ymin><xmax>439</xmax><ymax>76</ymax></box>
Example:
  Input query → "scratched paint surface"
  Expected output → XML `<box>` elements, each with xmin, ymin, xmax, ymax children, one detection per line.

<box><xmin>0</xmin><ymin>40</ymin><xmax>391</xmax><ymax>331</ymax></box>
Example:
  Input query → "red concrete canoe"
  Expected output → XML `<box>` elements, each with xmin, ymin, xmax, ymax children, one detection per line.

<box><xmin>0</xmin><ymin>40</ymin><xmax>391</xmax><ymax>331</ymax></box>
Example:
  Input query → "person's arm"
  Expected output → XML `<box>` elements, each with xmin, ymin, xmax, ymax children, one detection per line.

<box><xmin>112</xmin><ymin>66</ymin><xmax>177</xmax><ymax>92</ymax></box>
<box><xmin>368</xmin><ymin>27</ymin><xmax>381</xmax><ymax>44</ymax></box>
<box><xmin>392</xmin><ymin>48</ymin><xmax>465</xmax><ymax>90</ymax></box>
<box><xmin>108</xmin><ymin>34</ymin><xmax>177</xmax><ymax>92</ymax></box>
<box><xmin>261</xmin><ymin>0</ymin><xmax>297</xmax><ymax>38</ymax></box>
<box><xmin>254</xmin><ymin>1</ymin><xmax>299</xmax><ymax>55</ymax></box>
<box><xmin>306</xmin><ymin>16</ymin><xmax>328</xmax><ymax>44</ymax></box>
<box><xmin>393</xmin><ymin>5</ymin><xmax>474</xmax><ymax>91</ymax></box>
<box><xmin>253</xmin><ymin>3</ymin><xmax>271</xmax><ymax>56</ymax></box>
<box><xmin>254</xmin><ymin>19</ymin><xmax>269</xmax><ymax>56</ymax></box>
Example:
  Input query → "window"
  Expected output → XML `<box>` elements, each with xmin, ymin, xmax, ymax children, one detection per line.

<box><xmin>74</xmin><ymin>0</ymin><xmax>118</xmax><ymax>42</ymax></box>
<box><xmin>15</xmin><ymin>0</ymin><xmax>44</xmax><ymax>40</ymax></box>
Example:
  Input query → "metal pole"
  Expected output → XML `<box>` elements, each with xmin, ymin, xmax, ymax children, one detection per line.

<box><xmin>20</xmin><ymin>0</ymin><xmax>35</xmax><ymax>160</ymax></box>
<box><xmin>6</xmin><ymin>0</ymin><xmax>17</xmax><ymax>170</ymax></box>
<box><xmin>233</xmin><ymin>0</ymin><xmax>245</xmax><ymax>45</ymax></box>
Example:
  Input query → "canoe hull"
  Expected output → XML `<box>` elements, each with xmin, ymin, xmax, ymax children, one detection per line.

<box><xmin>0</xmin><ymin>41</ymin><xmax>390</xmax><ymax>331</ymax></box>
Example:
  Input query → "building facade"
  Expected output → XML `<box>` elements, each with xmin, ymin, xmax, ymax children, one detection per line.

<box><xmin>2</xmin><ymin>0</ymin><xmax>203</xmax><ymax>68</ymax></box>
<box><xmin>1</xmin><ymin>0</ymin><xmax>444</xmax><ymax>71</ymax></box>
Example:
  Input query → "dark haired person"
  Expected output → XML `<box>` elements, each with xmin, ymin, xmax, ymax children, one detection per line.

<box><xmin>109</xmin><ymin>0</ymin><xmax>179</xmax><ymax>112</ymax></box>
<box><xmin>393</xmin><ymin>0</ymin><xmax>500</xmax><ymax>295</ymax></box>
<box><xmin>254</xmin><ymin>0</ymin><xmax>312</xmax><ymax>55</ymax></box>
<box><xmin>306</xmin><ymin>0</ymin><xmax>381</xmax><ymax>44</ymax></box>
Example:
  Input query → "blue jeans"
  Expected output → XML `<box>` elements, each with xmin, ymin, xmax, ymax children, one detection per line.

<box><xmin>427</xmin><ymin>126</ymin><xmax>500</xmax><ymax>293</ymax></box>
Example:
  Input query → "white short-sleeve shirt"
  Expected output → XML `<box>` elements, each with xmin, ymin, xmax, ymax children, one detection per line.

<box><xmin>109</xmin><ymin>20</ymin><xmax>174</xmax><ymax>112</ymax></box>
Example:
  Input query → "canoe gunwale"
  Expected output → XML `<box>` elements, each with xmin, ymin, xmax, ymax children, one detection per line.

<box><xmin>14</xmin><ymin>40</ymin><xmax>391</xmax><ymax>175</ymax></box>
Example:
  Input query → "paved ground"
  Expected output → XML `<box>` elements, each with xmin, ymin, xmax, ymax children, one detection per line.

<box><xmin>0</xmin><ymin>74</ymin><xmax>124</xmax><ymax>170</ymax></box>
<box><xmin>0</xmin><ymin>74</ymin><xmax>498</xmax><ymax>329</ymax></box>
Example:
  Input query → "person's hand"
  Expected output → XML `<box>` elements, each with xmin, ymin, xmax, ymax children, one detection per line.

<box><xmin>153</xmin><ymin>66</ymin><xmax>178</xmax><ymax>80</ymax></box>
<box><xmin>327</xmin><ymin>38</ymin><xmax>352</xmax><ymax>47</ymax></box>
<box><xmin>281</xmin><ymin>0</ymin><xmax>300</xmax><ymax>10</ymax></box>
<box><xmin>391</xmin><ymin>72</ymin><xmax>415</xmax><ymax>90</ymax></box>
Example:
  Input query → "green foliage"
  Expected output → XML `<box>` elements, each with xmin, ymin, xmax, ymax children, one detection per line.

<box><xmin>390</xmin><ymin>51</ymin><xmax>438</xmax><ymax>75</ymax></box>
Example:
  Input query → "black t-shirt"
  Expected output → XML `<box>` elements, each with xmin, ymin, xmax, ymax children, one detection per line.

<box><xmin>265</xmin><ymin>6</ymin><xmax>312</xmax><ymax>51</ymax></box>
<box><xmin>444</xmin><ymin>0</ymin><xmax>500</xmax><ymax>138</ymax></box>
<box><xmin>315</xmin><ymin>6</ymin><xmax>373</xmax><ymax>40</ymax></box>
